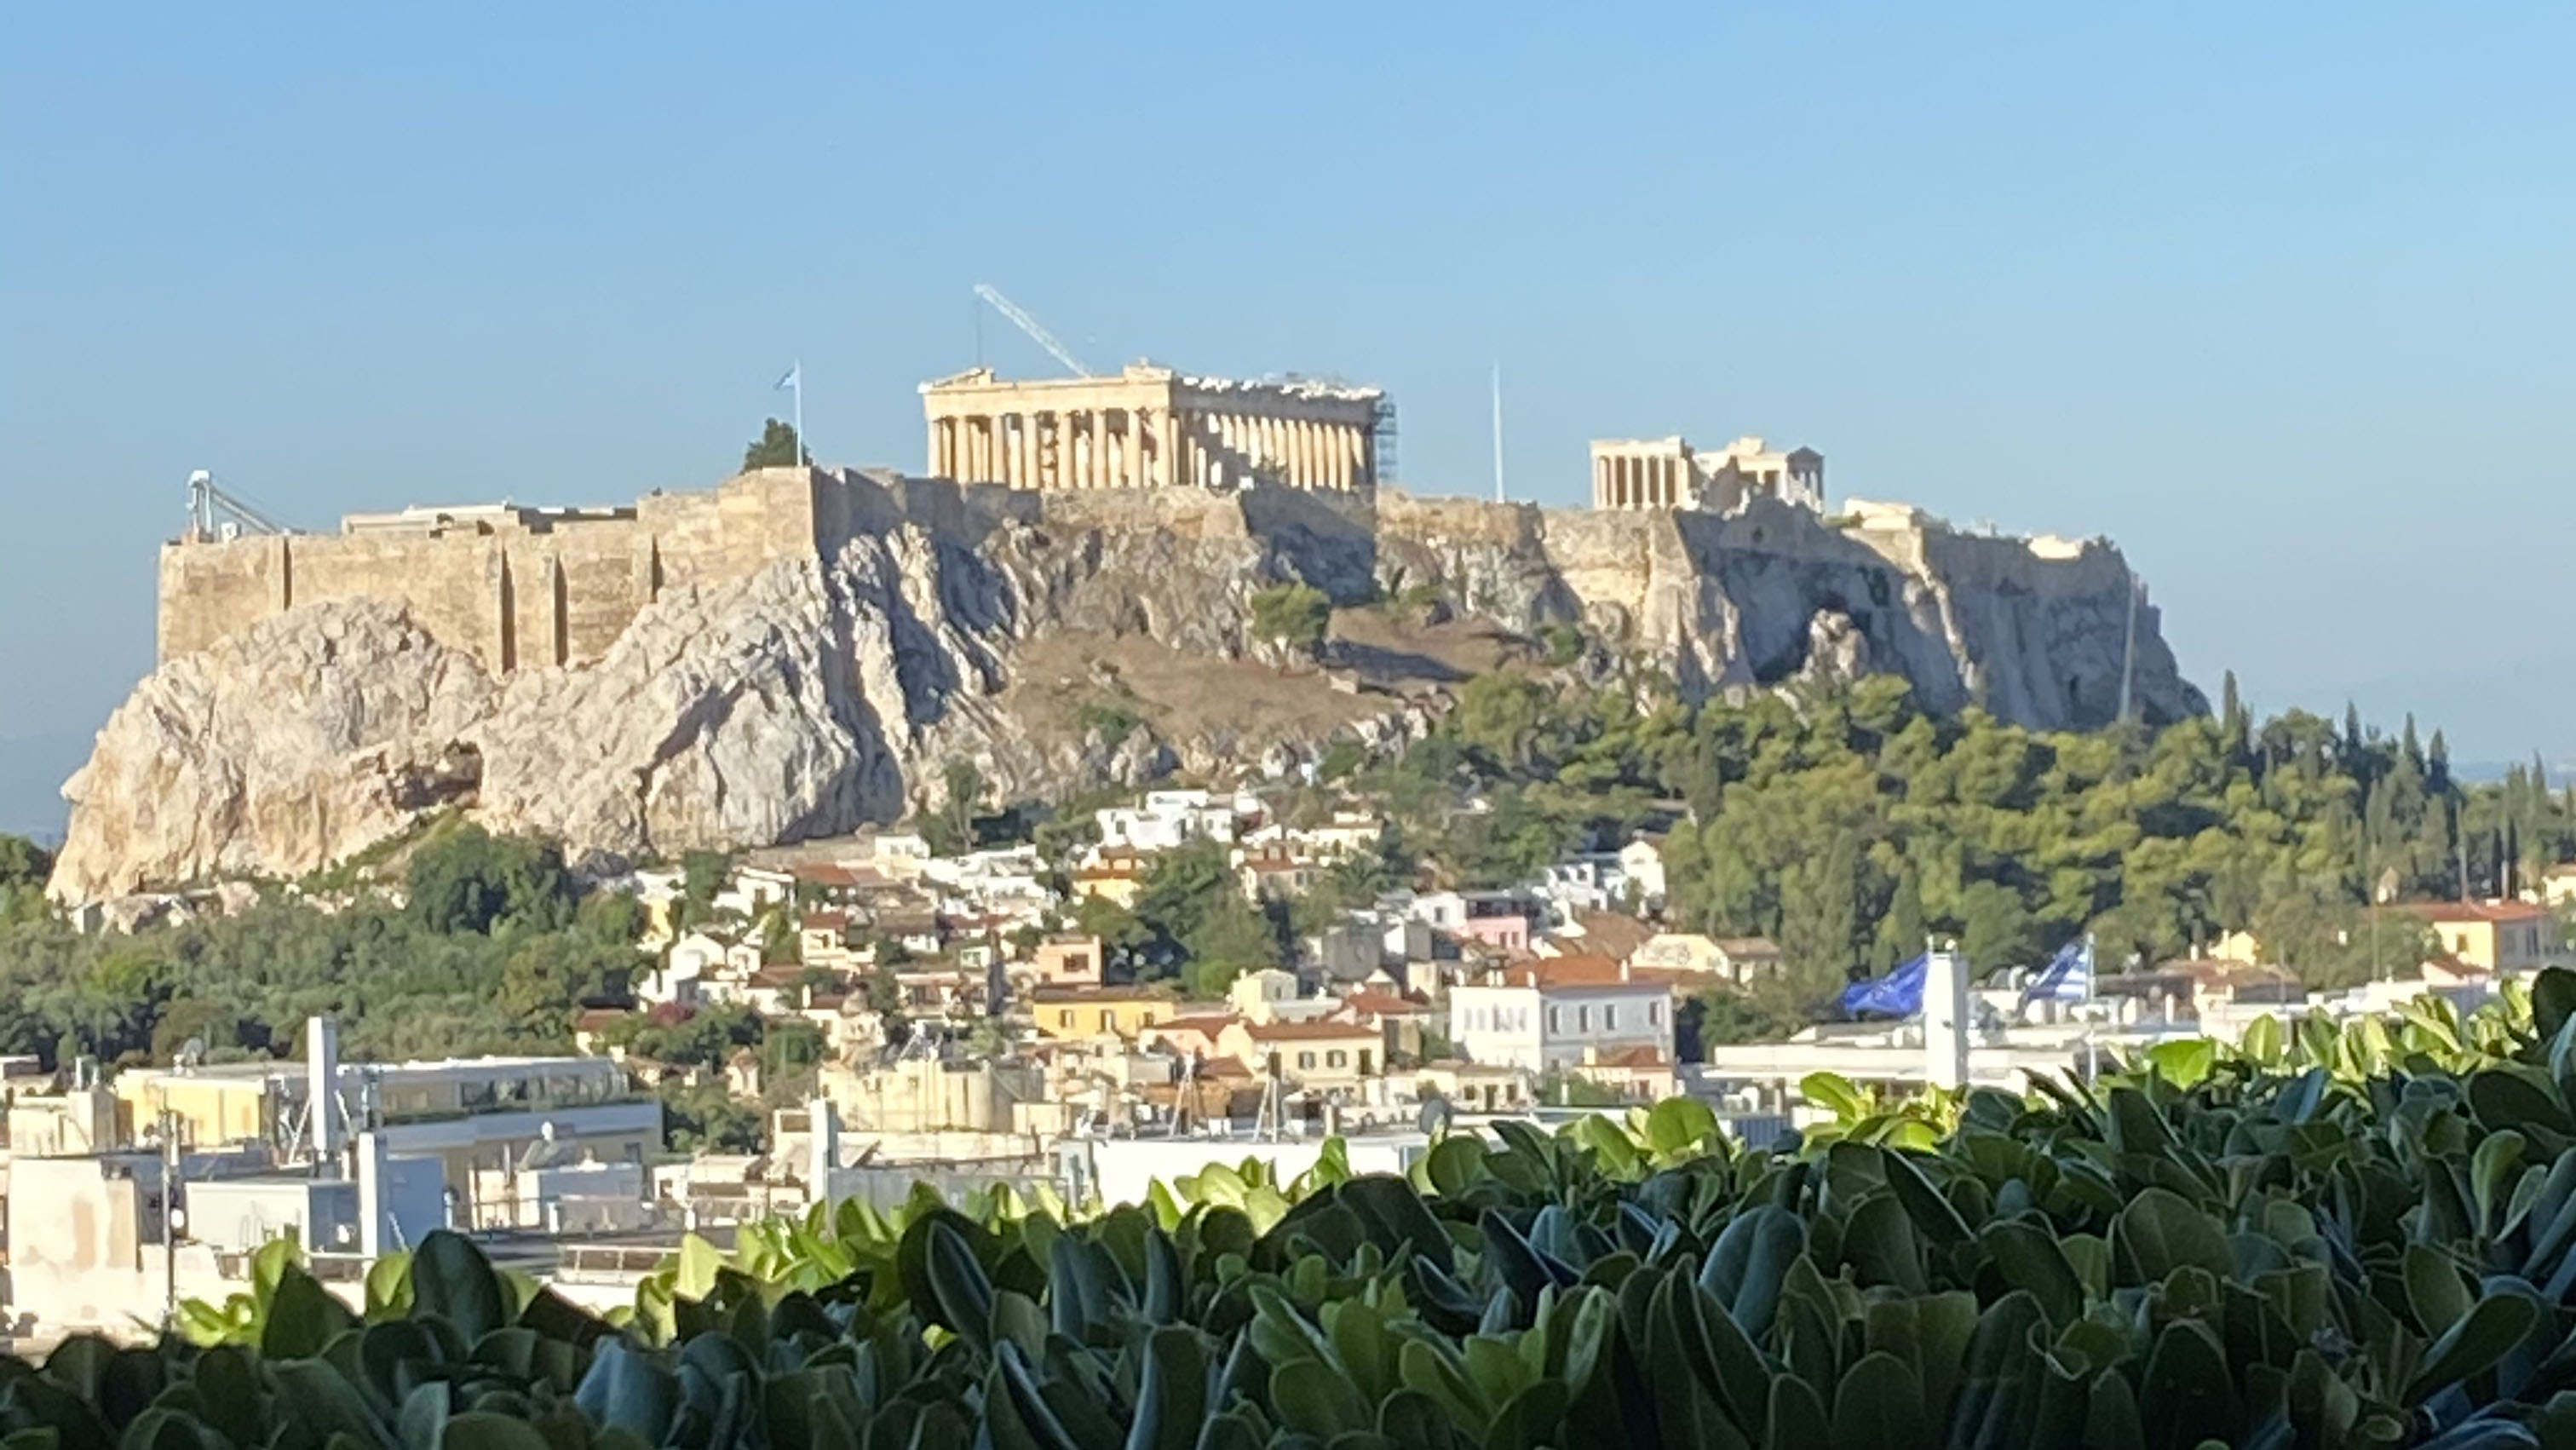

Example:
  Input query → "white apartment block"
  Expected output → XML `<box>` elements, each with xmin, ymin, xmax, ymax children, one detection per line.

<box><xmin>1448</xmin><ymin>956</ymin><xmax>1675</xmax><ymax>1074</ymax></box>
<box><xmin>1096</xmin><ymin>789</ymin><xmax>1241</xmax><ymax>852</ymax></box>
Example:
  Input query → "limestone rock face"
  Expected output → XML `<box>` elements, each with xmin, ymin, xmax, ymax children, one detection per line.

<box><xmin>51</xmin><ymin>600</ymin><xmax>496</xmax><ymax>900</ymax></box>
<box><xmin>51</xmin><ymin>483</ymin><xmax>2202</xmax><ymax>902</ymax></box>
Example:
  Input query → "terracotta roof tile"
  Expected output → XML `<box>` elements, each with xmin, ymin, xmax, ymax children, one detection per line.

<box><xmin>2406</xmin><ymin>900</ymin><xmax>2550</xmax><ymax>924</ymax></box>
<box><xmin>1241</xmin><ymin>1018</ymin><xmax>1383</xmax><ymax>1042</ymax></box>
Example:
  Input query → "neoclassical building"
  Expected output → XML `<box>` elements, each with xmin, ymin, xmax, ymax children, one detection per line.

<box><xmin>920</xmin><ymin>364</ymin><xmax>1383</xmax><ymax>492</ymax></box>
<box><xmin>1591</xmin><ymin>434</ymin><xmax>1825</xmax><ymax>514</ymax></box>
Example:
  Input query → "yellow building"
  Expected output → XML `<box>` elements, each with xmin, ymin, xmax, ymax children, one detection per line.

<box><xmin>1030</xmin><ymin>986</ymin><xmax>1179</xmax><ymax>1043</ymax></box>
<box><xmin>1072</xmin><ymin>848</ymin><xmax>1149</xmax><ymax>911</ymax></box>
<box><xmin>2410</xmin><ymin>901</ymin><xmax>2553</xmax><ymax>974</ymax></box>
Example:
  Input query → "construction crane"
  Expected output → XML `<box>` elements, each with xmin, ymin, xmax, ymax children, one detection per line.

<box><xmin>973</xmin><ymin>284</ymin><xmax>1096</xmax><ymax>377</ymax></box>
<box><xmin>185</xmin><ymin>469</ymin><xmax>290</xmax><ymax>542</ymax></box>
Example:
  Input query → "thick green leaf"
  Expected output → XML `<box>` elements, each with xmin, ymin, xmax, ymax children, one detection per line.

<box><xmin>1830</xmin><ymin>1351</ymin><xmax>1924</xmax><ymax>1450</ymax></box>
<box><xmin>2406</xmin><ymin>1292</ymin><xmax>2542</xmax><ymax>1406</ymax></box>
<box><xmin>410</xmin><ymin>1232</ymin><xmax>507</xmax><ymax>1344</ymax></box>
<box><xmin>1981</xmin><ymin>1220</ymin><xmax>2085</xmax><ymax>1329</ymax></box>
<box><xmin>2110</xmin><ymin>1188</ymin><xmax>2232</xmax><ymax>1286</ymax></box>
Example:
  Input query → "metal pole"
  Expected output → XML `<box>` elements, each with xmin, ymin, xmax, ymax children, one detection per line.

<box><xmin>2083</xmin><ymin>933</ymin><xmax>2098</xmax><ymax>1083</ymax></box>
<box><xmin>161</xmin><ymin>1108</ymin><xmax>181</xmax><ymax>1332</ymax></box>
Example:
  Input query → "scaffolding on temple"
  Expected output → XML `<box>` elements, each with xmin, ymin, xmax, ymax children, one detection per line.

<box><xmin>1371</xmin><ymin>398</ymin><xmax>1400</xmax><ymax>488</ymax></box>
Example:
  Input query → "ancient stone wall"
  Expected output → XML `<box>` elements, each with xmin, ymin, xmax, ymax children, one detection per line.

<box><xmin>156</xmin><ymin>468</ymin><xmax>826</xmax><ymax>675</ymax></box>
<box><xmin>154</xmin><ymin>469</ymin><xmax>2188</xmax><ymax>729</ymax></box>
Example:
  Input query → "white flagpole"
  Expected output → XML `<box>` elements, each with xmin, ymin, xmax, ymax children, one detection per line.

<box><xmin>2083</xmin><ymin>932</ymin><xmax>2099</xmax><ymax>1082</ymax></box>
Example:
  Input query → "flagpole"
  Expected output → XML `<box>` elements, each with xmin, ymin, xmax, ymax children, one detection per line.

<box><xmin>792</xmin><ymin>360</ymin><xmax>805</xmax><ymax>469</ymax></box>
<box><xmin>2084</xmin><ymin>932</ymin><xmax>2098</xmax><ymax>1082</ymax></box>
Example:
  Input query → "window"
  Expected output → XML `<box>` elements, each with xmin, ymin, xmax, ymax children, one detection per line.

<box><xmin>1604</xmin><ymin>1004</ymin><xmax>1619</xmax><ymax>1031</ymax></box>
<box><xmin>1326</xmin><ymin>1050</ymin><xmax>1348</xmax><ymax>1068</ymax></box>
<box><xmin>1648</xmin><ymin>1000</ymin><xmax>1664</xmax><ymax>1027</ymax></box>
<box><xmin>1578</xmin><ymin>1005</ymin><xmax>1592</xmax><ymax>1033</ymax></box>
<box><xmin>1548</xmin><ymin>1007</ymin><xmax>1562</xmax><ymax>1033</ymax></box>
<box><xmin>1141</xmin><ymin>1011</ymin><xmax>1158</xmax><ymax>1027</ymax></box>
<box><xmin>1359</xmin><ymin>1050</ymin><xmax>1374</xmax><ymax>1075</ymax></box>
<box><xmin>1058</xmin><ymin>1010</ymin><xmax>1074</xmax><ymax>1028</ymax></box>
<box><xmin>1297</xmin><ymin>1051</ymin><xmax>1318</xmax><ymax>1070</ymax></box>
<box><xmin>1099</xmin><ymin>1010</ymin><xmax>1115</xmax><ymax>1031</ymax></box>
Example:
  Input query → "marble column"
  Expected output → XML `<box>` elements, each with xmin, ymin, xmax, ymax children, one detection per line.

<box><xmin>1155</xmin><ymin>408</ymin><xmax>1176</xmax><ymax>488</ymax></box>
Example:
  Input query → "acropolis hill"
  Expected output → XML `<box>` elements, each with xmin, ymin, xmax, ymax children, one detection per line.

<box><xmin>61</xmin><ymin>460</ymin><xmax>2198</xmax><ymax>902</ymax></box>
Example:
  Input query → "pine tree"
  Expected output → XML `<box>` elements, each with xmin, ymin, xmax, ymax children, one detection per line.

<box><xmin>742</xmin><ymin>418</ymin><xmax>809</xmax><ymax>470</ymax></box>
<box><xmin>2429</xmin><ymin>729</ymin><xmax>2452</xmax><ymax>794</ymax></box>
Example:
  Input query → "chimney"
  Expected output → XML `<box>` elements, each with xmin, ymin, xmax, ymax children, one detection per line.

<box><xmin>1618</xmin><ymin>958</ymin><xmax>1630</xmax><ymax>982</ymax></box>
<box><xmin>307</xmin><ymin>1016</ymin><xmax>342</xmax><ymax>1164</ymax></box>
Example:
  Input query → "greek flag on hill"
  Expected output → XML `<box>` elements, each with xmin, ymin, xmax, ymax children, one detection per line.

<box><xmin>1839</xmin><ymin>952</ymin><xmax>1929</xmax><ymax>1018</ymax></box>
<box><xmin>2024</xmin><ymin>936</ymin><xmax>2094</xmax><ymax>1004</ymax></box>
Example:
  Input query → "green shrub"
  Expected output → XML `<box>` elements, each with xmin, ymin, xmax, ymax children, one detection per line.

<box><xmin>1248</xmin><ymin>582</ymin><xmax>1331</xmax><ymax>648</ymax></box>
<box><xmin>43</xmin><ymin>971</ymin><xmax>2576</xmax><ymax>1450</ymax></box>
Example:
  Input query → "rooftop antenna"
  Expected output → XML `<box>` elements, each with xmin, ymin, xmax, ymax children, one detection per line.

<box><xmin>1490</xmin><ymin>363</ymin><xmax>1505</xmax><ymax>503</ymax></box>
<box><xmin>973</xmin><ymin>285</ymin><xmax>1096</xmax><ymax>378</ymax></box>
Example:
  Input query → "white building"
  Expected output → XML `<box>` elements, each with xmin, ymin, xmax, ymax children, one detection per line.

<box><xmin>1537</xmin><ymin>839</ymin><xmax>1667</xmax><ymax>920</ymax></box>
<box><xmin>1096</xmin><ymin>790</ymin><xmax>1239</xmax><ymax>852</ymax></box>
<box><xmin>1446</xmin><ymin>956</ymin><xmax>1675</xmax><ymax>1076</ymax></box>
<box><xmin>713</xmin><ymin>866</ymin><xmax>795</xmax><ymax>919</ymax></box>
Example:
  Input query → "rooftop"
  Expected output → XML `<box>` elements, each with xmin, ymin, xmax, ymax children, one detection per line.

<box><xmin>2404</xmin><ymin>900</ymin><xmax>2550</xmax><ymax>924</ymax></box>
<box><xmin>1239</xmin><ymin>1018</ymin><xmax>1384</xmax><ymax>1043</ymax></box>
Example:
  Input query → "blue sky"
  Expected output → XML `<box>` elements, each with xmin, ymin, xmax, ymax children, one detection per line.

<box><xmin>4</xmin><ymin>3</ymin><xmax>2572</xmax><ymax>833</ymax></box>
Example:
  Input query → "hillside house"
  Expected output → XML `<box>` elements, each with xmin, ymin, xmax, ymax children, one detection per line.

<box><xmin>1410</xmin><ymin>890</ymin><xmax>1532</xmax><ymax>955</ymax></box>
<box><xmin>2408</xmin><ymin>900</ymin><xmax>2553</xmax><ymax>974</ymax></box>
<box><xmin>1031</xmin><ymin>986</ymin><xmax>1180</xmax><ymax>1044</ymax></box>
<box><xmin>1096</xmin><ymin>790</ymin><xmax>1239</xmax><ymax>852</ymax></box>
<box><xmin>1447</xmin><ymin>954</ymin><xmax>1675</xmax><ymax>1079</ymax></box>
<box><xmin>1220</xmin><ymin>1018</ymin><xmax>1383</xmax><ymax>1093</ymax></box>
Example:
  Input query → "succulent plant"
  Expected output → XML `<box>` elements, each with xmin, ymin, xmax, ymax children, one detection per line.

<box><xmin>42</xmin><ymin>968</ymin><xmax>2576</xmax><ymax>1448</ymax></box>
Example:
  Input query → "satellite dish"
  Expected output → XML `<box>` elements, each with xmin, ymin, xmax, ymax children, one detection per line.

<box><xmin>1417</xmin><ymin>1094</ymin><xmax>1453</xmax><ymax>1136</ymax></box>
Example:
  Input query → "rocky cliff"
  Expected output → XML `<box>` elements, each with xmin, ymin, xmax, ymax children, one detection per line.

<box><xmin>49</xmin><ymin>478</ymin><xmax>2199</xmax><ymax>902</ymax></box>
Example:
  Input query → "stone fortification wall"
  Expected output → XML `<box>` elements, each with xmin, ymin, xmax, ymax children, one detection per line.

<box><xmin>152</xmin><ymin>469</ymin><xmax>2193</xmax><ymax>732</ymax></box>
<box><xmin>157</xmin><ymin>468</ymin><xmax>827</xmax><ymax>674</ymax></box>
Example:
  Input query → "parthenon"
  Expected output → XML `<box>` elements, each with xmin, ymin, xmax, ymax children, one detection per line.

<box><xmin>919</xmin><ymin>364</ymin><xmax>1383</xmax><ymax>492</ymax></box>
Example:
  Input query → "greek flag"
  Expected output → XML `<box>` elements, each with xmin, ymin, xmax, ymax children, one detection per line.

<box><xmin>775</xmin><ymin>363</ymin><xmax>801</xmax><ymax>392</ymax></box>
<box><xmin>2024</xmin><ymin>937</ymin><xmax>2094</xmax><ymax>1004</ymax></box>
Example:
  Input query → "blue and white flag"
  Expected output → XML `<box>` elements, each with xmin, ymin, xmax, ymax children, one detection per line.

<box><xmin>775</xmin><ymin>363</ymin><xmax>801</xmax><ymax>392</ymax></box>
<box><xmin>2023</xmin><ymin>937</ymin><xmax>2094</xmax><ymax>1004</ymax></box>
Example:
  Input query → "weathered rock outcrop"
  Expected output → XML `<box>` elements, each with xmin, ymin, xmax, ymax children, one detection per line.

<box><xmin>50</xmin><ymin>478</ymin><xmax>2199</xmax><ymax>901</ymax></box>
